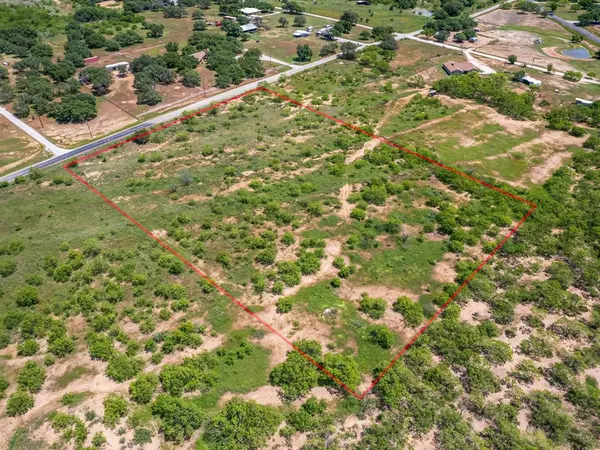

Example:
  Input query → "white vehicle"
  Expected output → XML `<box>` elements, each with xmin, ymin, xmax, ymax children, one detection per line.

<box><xmin>293</xmin><ymin>30</ymin><xmax>310</xmax><ymax>37</ymax></box>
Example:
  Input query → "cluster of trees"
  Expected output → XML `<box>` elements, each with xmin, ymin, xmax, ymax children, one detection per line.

<box><xmin>578</xmin><ymin>4</ymin><xmax>600</xmax><ymax>26</ymax></box>
<box><xmin>423</xmin><ymin>0</ymin><xmax>477</xmax><ymax>41</ymax></box>
<box><xmin>187</xmin><ymin>32</ymin><xmax>265</xmax><ymax>89</ymax></box>
<box><xmin>433</xmin><ymin>72</ymin><xmax>535</xmax><ymax>119</ymax></box>
<box><xmin>270</xmin><ymin>339</ymin><xmax>361</xmax><ymax>398</ymax></box>
<box><xmin>130</xmin><ymin>41</ymin><xmax>202</xmax><ymax>105</ymax></box>
<box><xmin>546</xmin><ymin>100</ymin><xmax>600</xmax><ymax>137</ymax></box>
<box><xmin>0</xmin><ymin>1</ymin><xmax>180</xmax><ymax>122</ymax></box>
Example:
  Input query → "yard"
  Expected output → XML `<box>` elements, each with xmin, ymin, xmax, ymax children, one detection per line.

<box><xmin>293</xmin><ymin>0</ymin><xmax>430</xmax><ymax>32</ymax></box>
<box><xmin>244</xmin><ymin>13</ymin><xmax>368</xmax><ymax>64</ymax></box>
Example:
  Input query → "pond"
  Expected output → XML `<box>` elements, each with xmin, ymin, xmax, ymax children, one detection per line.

<box><xmin>562</xmin><ymin>47</ymin><xmax>591</xmax><ymax>59</ymax></box>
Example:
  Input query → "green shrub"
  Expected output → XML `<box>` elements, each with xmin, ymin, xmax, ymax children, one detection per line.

<box><xmin>204</xmin><ymin>398</ymin><xmax>281</xmax><ymax>450</ymax></box>
<box><xmin>0</xmin><ymin>259</ymin><xmax>16</xmax><ymax>277</ymax></box>
<box><xmin>367</xmin><ymin>324</ymin><xmax>395</xmax><ymax>349</ymax></box>
<box><xmin>6</xmin><ymin>390</ymin><xmax>34</xmax><ymax>416</ymax></box>
<box><xmin>103</xmin><ymin>394</ymin><xmax>128</xmax><ymax>428</ymax></box>
<box><xmin>276</xmin><ymin>297</ymin><xmax>293</xmax><ymax>313</ymax></box>
<box><xmin>18</xmin><ymin>361</ymin><xmax>46</xmax><ymax>393</ymax></box>
<box><xmin>15</xmin><ymin>286</ymin><xmax>39</xmax><ymax>307</ymax></box>
<box><xmin>392</xmin><ymin>296</ymin><xmax>424</xmax><ymax>327</ymax></box>
<box><xmin>106</xmin><ymin>354</ymin><xmax>144</xmax><ymax>382</ymax></box>
<box><xmin>129</xmin><ymin>373</ymin><xmax>159</xmax><ymax>404</ymax></box>
<box><xmin>358</xmin><ymin>294</ymin><xmax>386</xmax><ymax>320</ymax></box>
<box><xmin>17</xmin><ymin>339</ymin><xmax>39</xmax><ymax>356</ymax></box>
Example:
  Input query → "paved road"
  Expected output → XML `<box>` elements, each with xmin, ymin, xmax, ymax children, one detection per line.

<box><xmin>0</xmin><ymin>0</ymin><xmax>574</xmax><ymax>183</ymax></box>
<box><xmin>550</xmin><ymin>14</ymin><xmax>600</xmax><ymax>45</ymax></box>
<box><xmin>0</xmin><ymin>106</ymin><xmax>67</xmax><ymax>156</ymax></box>
<box><xmin>0</xmin><ymin>54</ymin><xmax>343</xmax><ymax>182</ymax></box>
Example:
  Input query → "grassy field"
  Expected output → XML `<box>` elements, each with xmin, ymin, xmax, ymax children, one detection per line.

<box><xmin>244</xmin><ymin>13</ymin><xmax>366</xmax><ymax>64</ymax></box>
<box><xmin>552</xmin><ymin>5</ymin><xmax>582</xmax><ymax>21</ymax></box>
<box><xmin>294</xmin><ymin>0</ymin><xmax>429</xmax><ymax>32</ymax></box>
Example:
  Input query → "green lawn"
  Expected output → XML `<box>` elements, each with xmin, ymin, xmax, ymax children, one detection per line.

<box><xmin>553</xmin><ymin>5</ymin><xmax>583</xmax><ymax>21</ymax></box>
<box><xmin>294</xmin><ymin>0</ymin><xmax>429</xmax><ymax>32</ymax></box>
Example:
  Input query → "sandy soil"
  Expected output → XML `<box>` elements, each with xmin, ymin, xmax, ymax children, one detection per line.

<box><xmin>431</xmin><ymin>253</ymin><xmax>458</xmax><ymax>283</ymax></box>
<box><xmin>0</xmin><ymin>116</ymin><xmax>46</xmax><ymax>174</ymax></box>
<box><xmin>337</xmin><ymin>283</ymin><xmax>419</xmax><ymax>304</ymax></box>
<box><xmin>477</xmin><ymin>9</ymin><xmax>569</xmax><ymax>31</ymax></box>
<box><xmin>528</xmin><ymin>151</ymin><xmax>574</xmax><ymax>184</ymax></box>
<box><xmin>219</xmin><ymin>385</ymin><xmax>283</xmax><ymax>407</ymax></box>
<box><xmin>474</xmin><ymin>10</ymin><xmax>578</xmax><ymax>73</ymax></box>
<box><xmin>459</xmin><ymin>300</ymin><xmax>491</xmax><ymax>325</ymax></box>
<box><xmin>337</xmin><ymin>183</ymin><xmax>361</xmax><ymax>219</ymax></box>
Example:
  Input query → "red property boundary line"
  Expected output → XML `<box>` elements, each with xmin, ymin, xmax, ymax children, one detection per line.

<box><xmin>64</xmin><ymin>86</ymin><xmax>537</xmax><ymax>399</ymax></box>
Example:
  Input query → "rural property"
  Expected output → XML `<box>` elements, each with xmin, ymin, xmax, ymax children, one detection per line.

<box><xmin>1</xmin><ymin>0</ymin><xmax>600</xmax><ymax>450</ymax></box>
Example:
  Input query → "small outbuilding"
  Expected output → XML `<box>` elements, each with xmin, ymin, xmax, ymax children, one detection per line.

<box><xmin>356</xmin><ymin>0</ymin><xmax>370</xmax><ymax>5</ymax></box>
<box><xmin>576</xmin><ymin>98</ymin><xmax>594</xmax><ymax>106</ymax></box>
<box><xmin>442</xmin><ymin>61</ymin><xmax>476</xmax><ymax>75</ymax></box>
<box><xmin>316</xmin><ymin>25</ymin><xmax>333</xmax><ymax>36</ymax></box>
<box><xmin>241</xmin><ymin>23</ymin><xmax>258</xmax><ymax>33</ymax></box>
<box><xmin>84</xmin><ymin>56</ymin><xmax>100</xmax><ymax>65</ymax></box>
<box><xmin>105</xmin><ymin>61</ymin><xmax>129</xmax><ymax>71</ymax></box>
<box><xmin>241</xmin><ymin>7</ymin><xmax>261</xmax><ymax>15</ymax></box>
<box><xmin>293</xmin><ymin>30</ymin><xmax>310</xmax><ymax>37</ymax></box>
<box><xmin>522</xmin><ymin>75</ymin><xmax>542</xmax><ymax>86</ymax></box>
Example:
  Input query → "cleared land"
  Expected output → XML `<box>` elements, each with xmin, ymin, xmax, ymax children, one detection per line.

<box><xmin>473</xmin><ymin>9</ymin><xmax>600</xmax><ymax>75</ymax></box>
<box><xmin>0</xmin><ymin>117</ymin><xmax>48</xmax><ymax>175</ymax></box>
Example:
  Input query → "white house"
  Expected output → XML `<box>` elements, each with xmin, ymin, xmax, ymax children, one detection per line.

<box><xmin>240</xmin><ymin>7</ymin><xmax>261</xmax><ymax>15</ymax></box>
<box><xmin>293</xmin><ymin>30</ymin><xmax>310</xmax><ymax>37</ymax></box>
<box><xmin>241</xmin><ymin>23</ymin><xmax>258</xmax><ymax>32</ymax></box>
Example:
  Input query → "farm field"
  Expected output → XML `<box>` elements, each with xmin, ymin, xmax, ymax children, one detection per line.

<box><xmin>0</xmin><ymin>117</ymin><xmax>48</xmax><ymax>175</ymax></box>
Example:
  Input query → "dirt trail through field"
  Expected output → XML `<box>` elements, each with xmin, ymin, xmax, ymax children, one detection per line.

<box><xmin>0</xmin><ymin>150</ymin><xmax>43</xmax><ymax>174</ymax></box>
<box><xmin>345</xmin><ymin>92</ymin><xmax>425</xmax><ymax>164</ymax></box>
<box><xmin>388</xmin><ymin>105</ymin><xmax>475</xmax><ymax>140</ymax></box>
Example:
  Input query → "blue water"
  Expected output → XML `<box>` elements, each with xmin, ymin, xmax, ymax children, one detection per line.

<box><xmin>561</xmin><ymin>47</ymin><xmax>591</xmax><ymax>59</ymax></box>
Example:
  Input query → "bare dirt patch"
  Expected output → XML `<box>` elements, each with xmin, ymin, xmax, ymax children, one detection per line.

<box><xmin>432</xmin><ymin>253</ymin><xmax>458</xmax><ymax>283</ymax></box>
<box><xmin>528</xmin><ymin>151</ymin><xmax>574</xmax><ymax>184</ymax></box>
<box><xmin>218</xmin><ymin>385</ymin><xmax>283</xmax><ymax>407</ymax></box>
<box><xmin>477</xmin><ymin>9</ymin><xmax>568</xmax><ymax>31</ymax></box>
<box><xmin>0</xmin><ymin>116</ymin><xmax>46</xmax><ymax>173</ymax></box>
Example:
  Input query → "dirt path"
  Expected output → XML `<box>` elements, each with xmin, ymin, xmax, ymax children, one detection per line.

<box><xmin>345</xmin><ymin>92</ymin><xmax>424</xmax><ymax>164</ymax></box>
<box><xmin>388</xmin><ymin>106</ymin><xmax>471</xmax><ymax>140</ymax></box>
<box><xmin>0</xmin><ymin>150</ymin><xmax>43</xmax><ymax>174</ymax></box>
<box><xmin>529</xmin><ymin>151</ymin><xmax>573</xmax><ymax>184</ymax></box>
